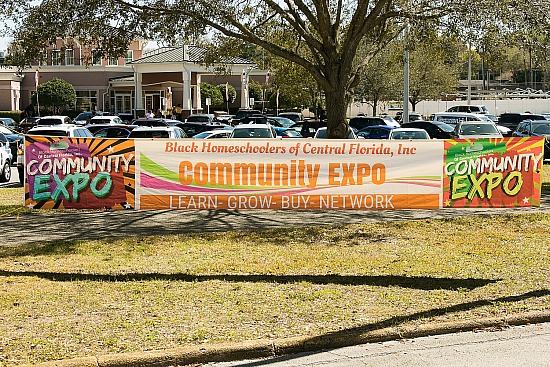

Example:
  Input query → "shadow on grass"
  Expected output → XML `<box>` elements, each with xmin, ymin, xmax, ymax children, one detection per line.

<box><xmin>227</xmin><ymin>289</ymin><xmax>550</xmax><ymax>367</ymax></box>
<box><xmin>0</xmin><ymin>270</ymin><xmax>498</xmax><ymax>290</ymax></box>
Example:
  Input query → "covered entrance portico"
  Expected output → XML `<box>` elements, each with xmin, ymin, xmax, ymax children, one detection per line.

<box><xmin>120</xmin><ymin>45</ymin><xmax>258</xmax><ymax>119</ymax></box>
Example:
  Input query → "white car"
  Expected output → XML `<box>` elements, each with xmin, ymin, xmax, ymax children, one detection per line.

<box><xmin>27</xmin><ymin>125</ymin><xmax>94</xmax><ymax>137</ymax></box>
<box><xmin>313</xmin><ymin>127</ymin><xmax>358</xmax><ymax>139</ymax></box>
<box><xmin>230</xmin><ymin>124</ymin><xmax>277</xmax><ymax>138</ymax></box>
<box><xmin>0</xmin><ymin>132</ymin><xmax>13</xmax><ymax>183</ymax></box>
<box><xmin>433</xmin><ymin>112</ymin><xmax>510</xmax><ymax>136</ymax></box>
<box><xmin>128</xmin><ymin>126</ymin><xmax>187</xmax><ymax>139</ymax></box>
<box><xmin>452</xmin><ymin>121</ymin><xmax>503</xmax><ymax>139</ymax></box>
<box><xmin>36</xmin><ymin>115</ymin><xmax>73</xmax><ymax>126</ymax></box>
<box><xmin>388</xmin><ymin>128</ymin><xmax>431</xmax><ymax>140</ymax></box>
<box><xmin>192</xmin><ymin>129</ymin><xmax>232</xmax><ymax>139</ymax></box>
<box><xmin>88</xmin><ymin>115</ymin><xmax>124</xmax><ymax>125</ymax></box>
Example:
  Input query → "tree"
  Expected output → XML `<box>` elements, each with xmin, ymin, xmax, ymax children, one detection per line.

<box><xmin>354</xmin><ymin>45</ymin><xmax>402</xmax><ymax>116</ymax></box>
<box><xmin>406</xmin><ymin>40</ymin><xmax>458</xmax><ymax>111</ymax></box>
<box><xmin>33</xmin><ymin>77</ymin><xmax>76</xmax><ymax>114</ymax></box>
<box><xmin>2</xmin><ymin>0</ymin><xmax>548</xmax><ymax>137</ymax></box>
<box><xmin>200</xmin><ymin>82</ymin><xmax>224</xmax><ymax>108</ymax></box>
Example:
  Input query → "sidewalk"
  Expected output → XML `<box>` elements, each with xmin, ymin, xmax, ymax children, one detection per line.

<box><xmin>5</xmin><ymin>194</ymin><xmax>550</xmax><ymax>246</ymax></box>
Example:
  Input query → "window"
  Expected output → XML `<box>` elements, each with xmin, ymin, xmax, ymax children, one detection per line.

<box><xmin>51</xmin><ymin>50</ymin><xmax>61</xmax><ymax>66</ymax></box>
<box><xmin>76</xmin><ymin>90</ymin><xmax>98</xmax><ymax>111</ymax></box>
<box><xmin>65</xmin><ymin>49</ymin><xmax>74</xmax><ymax>65</ymax></box>
<box><xmin>124</xmin><ymin>50</ymin><xmax>133</xmax><ymax>64</ymax></box>
<box><xmin>92</xmin><ymin>49</ymin><xmax>102</xmax><ymax>66</ymax></box>
<box><xmin>108</xmin><ymin>56</ymin><xmax>118</xmax><ymax>66</ymax></box>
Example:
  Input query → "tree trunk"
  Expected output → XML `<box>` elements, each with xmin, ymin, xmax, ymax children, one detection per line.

<box><xmin>324</xmin><ymin>88</ymin><xmax>351</xmax><ymax>139</ymax></box>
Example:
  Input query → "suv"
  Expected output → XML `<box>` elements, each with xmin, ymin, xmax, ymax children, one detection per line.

<box><xmin>348</xmin><ymin>116</ymin><xmax>400</xmax><ymax>130</ymax></box>
<box><xmin>128</xmin><ymin>126</ymin><xmax>187</xmax><ymax>139</ymax></box>
<box><xmin>498</xmin><ymin>113</ymin><xmax>547</xmax><ymax>130</ymax></box>
<box><xmin>447</xmin><ymin>105</ymin><xmax>488</xmax><ymax>114</ymax></box>
<box><xmin>37</xmin><ymin>115</ymin><xmax>73</xmax><ymax>126</ymax></box>
<box><xmin>88</xmin><ymin>115</ymin><xmax>124</xmax><ymax>125</ymax></box>
<box><xmin>231</xmin><ymin>109</ymin><xmax>262</xmax><ymax>125</ymax></box>
<box><xmin>27</xmin><ymin>125</ymin><xmax>94</xmax><ymax>137</ymax></box>
<box><xmin>230</xmin><ymin>124</ymin><xmax>277</xmax><ymax>138</ymax></box>
<box><xmin>0</xmin><ymin>132</ymin><xmax>13</xmax><ymax>183</ymax></box>
<box><xmin>186</xmin><ymin>114</ymin><xmax>215</xmax><ymax>123</ymax></box>
<box><xmin>512</xmin><ymin>120</ymin><xmax>550</xmax><ymax>158</ymax></box>
<box><xmin>278</xmin><ymin>112</ymin><xmax>304</xmax><ymax>123</ymax></box>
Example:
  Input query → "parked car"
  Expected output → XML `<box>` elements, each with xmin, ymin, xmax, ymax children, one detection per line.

<box><xmin>27</xmin><ymin>125</ymin><xmax>94</xmax><ymax>137</ymax></box>
<box><xmin>73</xmin><ymin>111</ymin><xmax>105</xmax><ymax>125</ymax></box>
<box><xmin>117</xmin><ymin>113</ymin><xmax>135</xmax><ymax>124</ymax></box>
<box><xmin>131</xmin><ymin>118</ymin><xmax>170</xmax><ymax>127</ymax></box>
<box><xmin>278</xmin><ymin>112</ymin><xmax>304</xmax><ymax>123</ymax></box>
<box><xmin>88</xmin><ymin>115</ymin><xmax>125</xmax><ymax>125</ymax></box>
<box><xmin>176</xmin><ymin>122</ymin><xmax>230</xmax><ymax>137</ymax></box>
<box><xmin>36</xmin><ymin>115</ymin><xmax>73</xmax><ymax>126</ymax></box>
<box><xmin>294</xmin><ymin>120</ymin><xmax>327</xmax><ymax>138</ymax></box>
<box><xmin>498</xmin><ymin>112</ymin><xmax>547</xmax><ymax>130</ymax></box>
<box><xmin>231</xmin><ymin>109</ymin><xmax>263</xmax><ymax>125</ymax></box>
<box><xmin>452</xmin><ymin>121</ymin><xmax>503</xmax><ymax>139</ymax></box>
<box><xmin>274</xmin><ymin>127</ymin><xmax>303</xmax><ymax>138</ymax></box>
<box><xmin>19</xmin><ymin>116</ymin><xmax>41</xmax><ymax>133</ymax></box>
<box><xmin>269</xmin><ymin>116</ymin><xmax>296</xmax><ymax>128</ymax></box>
<box><xmin>0</xmin><ymin>125</ymin><xmax>24</xmax><ymax>165</ymax></box>
<box><xmin>356</xmin><ymin>125</ymin><xmax>396</xmax><ymax>139</ymax></box>
<box><xmin>192</xmin><ymin>129</ymin><xmax>233</xmax><ymax>139</ymax></box>
<box><xmin>433</xmin><ymin>112</ymin><xmax>510</xmax><ymax>136</ymax></box>
<box><xmin>348</xmin><ymin>116</ymin><xmax>400</xmax><ymax>131</ymax></box>
<box><xmin>400</xmin><ymin>120</ymin><xmax>454</xmax><ymax>139</ymax></box>
<box><xmin>128</xmin><ymin>126</ymin><xmax>187</xmax><ymax>139</ymax></box>
<box><xmin>230</xmin><ymin>124</ymin><xmax>277</xmax><ymax>138</ymax></box>
<box><xmin>512</xmin><ymin>120</ymin><xmax>550</xmax><ymax>158</ymax></box>
<box><xmin>446</xmin><ymin>105</ymin><xmax>488</xmax><ymax>114</ymax></box>
<box><xmin>0</xmin><ymin>117</ymin><xmax>17</xmax><ymax>129</ymax></box>
<box><xmin>313</xmin><ymin>127</ymin><xmax>358</xmax><ymax>139</ymax></box>
<box><xmin>186</xmin><ymin>114</ymin><xmax>215</xmax><ymax>123</ymax></box>
<box><xmin>92</xmin><ymin>126</ymin><xmax>136</xmax><ymax>138</ymax></box>
<box><xmin>388</xmin><ymin>128</ymin><xmax>431</xmax><ymax>140</ymax></box>
<box><xmin>0</xmin><ymin>132</ymin><xmax>13</xmax><ymax>183</ymax></box>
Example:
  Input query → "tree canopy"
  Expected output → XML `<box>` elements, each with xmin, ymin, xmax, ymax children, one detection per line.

<box><xmin>33</xmin><ymin>77</ymin><xmax>76</xmax><ymax>114</ymax></box>
<box><xmin>2</xmin><ymin>0</ymin><xmax>549</xmax><ymax>137</ymax></box>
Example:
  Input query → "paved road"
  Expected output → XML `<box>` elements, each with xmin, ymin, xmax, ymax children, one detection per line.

<box><xmin>205</xmin><ymin>323</ymin><xmax>550</xmax><ymax>367</ymax></box>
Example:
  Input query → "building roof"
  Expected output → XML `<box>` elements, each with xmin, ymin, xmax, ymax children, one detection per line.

<box><xmin>130</xmin><ymin>45</ymin><xmax>254</xmax><ymax>65</ymax></box>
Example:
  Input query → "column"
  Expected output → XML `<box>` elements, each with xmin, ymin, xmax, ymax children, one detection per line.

<box><xmin>134</xmin><ymin>70</ymin><xmax>143</xmax><ymax>117</ymax></box>
<box><xmin>182</xmin><ymin>69</ymin><xmax>192</xmax><ymax>115</ymax></box>
<box><xmin>195</xmin><ymin>73</ymin><xmax>202</xmax><ymax>112</ymax></box>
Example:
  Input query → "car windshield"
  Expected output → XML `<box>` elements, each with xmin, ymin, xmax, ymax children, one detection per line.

<box><xmin>232</xmin><ymin>128</ymin><xmax>272</xmax><ymax>138</ymax></box>
<box><xmin>28</xmin><ymin>130</ymin><xmax>69</xmax><ymax>136</ymax></box>
<box><xmin>272</xmin><ymin>117</ymin><xmax>295</xmax><ymax>128</ymax></box>
<box><xmin>187</xmin><ymin>116</ymin><xmax>211</xmax><ymax>123</ymax></box>
<box><xmin>90</xmin><ymin>119</ymin><xmax>114</xmax><ymax>124</ymax></box>
<box><xmin>193</xmin><ymin>131</ymin><xmax>213</xmax><ymax>139</ymax></box>
<box><xmin>532</xmin><ymin>123</ymin><xmax>550</xmax><ymax>134</ymax></box>
<box><xmin>459</xmin><ymin>124</ymin><xmax>499</xmax><ymax>135</ymax></box>
<box><xmin>391</xmin><ymin>130</ymin><xmax>429</xmax><ymax>139</ymax></box>
<box><xmin>38</xmin><ymin>118</ymin><xmax>63</xmax><ymax>125</ymax></box>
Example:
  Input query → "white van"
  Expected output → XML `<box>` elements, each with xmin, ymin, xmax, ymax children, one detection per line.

<box><xmin>433</xmin><ymin>112</ymin><xmax>511</xmax><ymax>136</ymax></box>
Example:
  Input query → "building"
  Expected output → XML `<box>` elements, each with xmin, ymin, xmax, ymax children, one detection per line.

<box><xmin>0</xmin><ymin>39</ymin><xmax>266</xmax><ymax>118</ymax></box>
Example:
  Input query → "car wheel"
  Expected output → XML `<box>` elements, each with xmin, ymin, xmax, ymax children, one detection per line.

<box><xmin>0</xmin><ymin>161</ymin><xmax>11</xmax><ymax>183</ymax></box>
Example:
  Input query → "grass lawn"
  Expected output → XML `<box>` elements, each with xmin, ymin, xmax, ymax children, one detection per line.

<box><xmin>0</xmin><ymin>167</ymin><xmax>549</xmax><ymax>366</ymax></box>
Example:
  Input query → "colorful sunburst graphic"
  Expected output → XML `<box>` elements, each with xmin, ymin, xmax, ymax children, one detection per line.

<box><xmin>442</xmin><ymin>137</ymin><xmax>543</xmax><ymax>208</ymax></box>
<box><xmin>24</xmin><ymin>136</ymin><xmax>136</xmax><ymax>210</ymax></box>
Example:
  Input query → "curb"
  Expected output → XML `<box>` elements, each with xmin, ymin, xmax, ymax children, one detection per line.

<box><xmin>20</xmin><ymin>310</ymin><xmax>550</xmax><ymax>367</ymax></box>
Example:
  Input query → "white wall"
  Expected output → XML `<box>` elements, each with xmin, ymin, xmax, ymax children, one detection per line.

<box><xmin>348</xmin><ymin>98</ymin><xmax>550</xmax><ymax>118</ymax></box>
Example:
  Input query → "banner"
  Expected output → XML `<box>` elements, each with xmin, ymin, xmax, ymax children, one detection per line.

<box><xmin>443</xmin><ymin>137</ymin><xmax>544</xmax><ymax>208</ymax></box>
<box><xmin>23</xmin><ymin>136</ymin><xmax>136</xmax><ymax>210</ymax></box>
<box><xmin>136</xmin><ymin>139</ymin><xmax>444</xmax><ymax>210</ymax></box>
<box><xmin>23</xmin><ymin>136</ymin><xmax>543</xmax><ymax>210</ymax></box>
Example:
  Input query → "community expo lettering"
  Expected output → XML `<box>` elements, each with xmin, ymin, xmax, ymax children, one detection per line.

<box><xmin>445</xmin><ymin>153</ymin><xmax>543</xmax><ymax>200</ymax></box>
<box><xmin>28</xmin><ymin>154</ymin><xmax>134</xmax><ymax>201</ymax></box>
<box><xmin>178</xmin><ymin>159</ymin><xmax>387</xmax><ymax>188</ymax></box>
